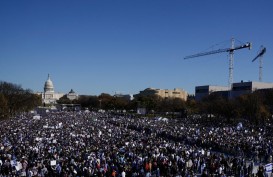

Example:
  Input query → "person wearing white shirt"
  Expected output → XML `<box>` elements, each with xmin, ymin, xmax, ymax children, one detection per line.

<box><xmin>121</xmin><ymin>170</ymin><xmax>126</xmax><ymax>177</ymax></box>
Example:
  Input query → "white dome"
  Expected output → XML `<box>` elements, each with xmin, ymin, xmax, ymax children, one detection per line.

<box><xmin>44</xmin><ymin>74</ymin><xmax>54</xmax><ymax>92</ymax></box>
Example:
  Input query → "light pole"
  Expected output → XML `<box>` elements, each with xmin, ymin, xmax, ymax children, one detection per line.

<box><xmin>99</xmin><ymin>100</ymin><xmax>102</xmax><ymax>109</ymax></box>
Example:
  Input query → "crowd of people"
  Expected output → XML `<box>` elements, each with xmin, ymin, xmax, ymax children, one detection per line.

<box><xmin>0</xmin><ymin>110</ymin><xmax>272</xmax><ymax>177</ymax></box>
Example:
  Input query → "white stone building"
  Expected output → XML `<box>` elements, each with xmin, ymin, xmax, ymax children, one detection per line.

<box><xmin>37</xmin><ymin>74</ymin><xmax>64</xmax><ymax>105</ymax></box>
<box><xmin>66</xmin><ymin>89</ymin><xmax>79</xmax><ymax>100</ymax></box>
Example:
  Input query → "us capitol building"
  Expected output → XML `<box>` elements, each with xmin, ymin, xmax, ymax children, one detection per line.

<box><xmin>37</xmin><ymin>74</ymin><xmax>78</xmax><ymax>105</ymax></box>
<box><xmin>36</xmin><ymin>74</ymin><xmax>64</xmax><ymax>104</ymax></box>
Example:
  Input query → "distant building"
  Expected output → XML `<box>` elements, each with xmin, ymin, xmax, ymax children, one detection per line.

<box><xmin>195</xmin><ymin>81</ymin><xmax>273</xmax><ymax>100</ymax></box>
<box><xmin>135</xmin><ymin>88</ymin><xmax>188</xmax><ymax>101</ymax></box>
<box><xmin>56</xmin><ymin>104</ymin><xmax>81</xmax><ymax>111</ymax></box>
<box><xmin>37</xmin><ymin>74</ymin><xmax>64</xmax><ymax>105</ymax></box>
<box><xmin>195</xmin><ymin>85</ymin><xmax>229</xmax><ymax>101</ymax></box>
<box><xmin>66</xmin><ymin>89</ymin><xmax>78</xmax><ymax>100</ymax></box>
<box><xmin>114</xmin><ymin>93</ymin><xmax>133</xmax><ymax>101</ymax></box>
<box><xmin>231</xmin><ymin>81</ymin><xmax>273</xmax><ymax>98</ymax></box>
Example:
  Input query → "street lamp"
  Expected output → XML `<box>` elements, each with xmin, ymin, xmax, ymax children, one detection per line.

<box><xmin>99</xmin><ymin>100</ymin><xmax>102</xmax><ymax>109</ymax></box>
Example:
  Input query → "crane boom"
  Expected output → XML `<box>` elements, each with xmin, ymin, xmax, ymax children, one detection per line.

<box><xmin>252</xmin><ymin>46</ymin><xmax>266</xmax><ymax>82</ymax></box>
<box><xmin>184</xmin><ymin>38</ymin><xmax>252</xmax><ymax>92</ymax></box>
<box><xmin>184</xmin><ymin>42</ymin><xmax>251</xmax><ymax>59</ymax></box>
<box><xmin>252</xmin><ymin>47</ymin><xmax>266</xmax><ymax>62</ymax></box>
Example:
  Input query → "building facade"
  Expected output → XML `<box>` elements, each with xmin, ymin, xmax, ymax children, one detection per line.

<box><xmin>195</xmin><ymin>85</ymin><xmax>229</xmax><ymax>101</ymax></box>
<box><xmin>114</xmin><ymin>93</ymin><xmax>134</xmax><ymax>101</ymax></box>
<box><xmin>37</xmin><ymin>74</ymin><xmax>64</xmax><ymax>105</ymax></box>
<box><xmin>66</xmin><ymin>89</ymin><xmax>79</xmax><ymax>100</ymax></box>
<box><xmin>195</xmin><ymin>81</ymin><xmax>273</xmax><ymax>100</ymax></box>
<box><xmin>135</xmin><ymin>88</ymin><xmax>188</xmax><ymax>101</ymax></box>
<box><xmin>231</xmin><ymin>81</ymin><xmax>273</xmax><ymax>98</ymax></box>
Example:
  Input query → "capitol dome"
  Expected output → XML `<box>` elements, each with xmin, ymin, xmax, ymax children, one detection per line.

<box><xmin>44</xmin><ymin>74</ymin><xmax>54</xmax><ymax>92</ymax></box>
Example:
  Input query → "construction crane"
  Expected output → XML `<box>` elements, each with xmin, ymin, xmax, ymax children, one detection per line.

<box><xmin>252</xmin><ymin>45</ymin><xmax>266</xmax><ymax>82</ymax></box>
<box><xmin>184</xmin><ymin>38</ymin><xmax>252</xmax><ymax>89</ymax></box>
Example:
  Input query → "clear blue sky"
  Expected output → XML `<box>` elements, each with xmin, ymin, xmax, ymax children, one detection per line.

<box><xmin>1</xmin><ymin>0</ymin><xmax>273</xmax><ymax>95</ymax></box>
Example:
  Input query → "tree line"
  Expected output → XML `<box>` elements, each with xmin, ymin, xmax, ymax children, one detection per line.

<box><xmin>58</xmin><ymin>89</ymin><xmax>273</xmax><ymax>124</ymax></box>
<box><xmin>1</xmin><ymin>80</ymin><xmax>273</xmax><ymax>125</ymax></box>
<box><xmin>0</xmin><ymin>81</ymin><xmax>41</xmax><ymax>119</ymax></box>
<box><xmin>189</xmin><ymin>89</ymin><xmax>273</xmax><ymax>124</ymax></box>
<box><xmin>58</xmin><ymin>93</ymin><xmax>186</xmax><ymax>114</ymax></box>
